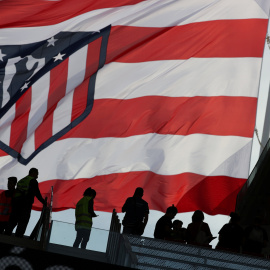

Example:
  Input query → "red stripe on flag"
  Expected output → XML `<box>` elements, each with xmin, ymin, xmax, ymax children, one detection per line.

<box><xmin>0</xmin><ymin>0</ymin><xmax>145</xmax><ymax>28</ymax></box>
<box><xmin>63</xmin><ymin>96</ymin><xmax>257</xmax><ymax>139</ymax></box>
<box><xmin>33</xmin><ymin>172</ymin><xmax>246</xmax><ymax>215</ymax></box>
<box><xmin>9</xmin><ymin>87</ymin><xmax>32</xmax><ymax>152</ymax></box>
<box><xmin>85</xmin><ymin>37</ymin><xmax>102</xmax><ymax>79</ymax></box>
<box><xmin>107</xmin><ymin>20</ymin><xmax>268</xmax><ymax>63</ymax></box>
<box><xmin>35</xmin><ymin>60</ymin><xmax>69</xmax><ymax>149</ymax></box>
<box><xmin>71</xmin><ymin>38</ymin><xmax>102</xmax><ymax>122</ymax></box>
<box><xmin>71</xmin><ymin>80</ymin><xmax>90</xmax><ymax>122</ymax></box>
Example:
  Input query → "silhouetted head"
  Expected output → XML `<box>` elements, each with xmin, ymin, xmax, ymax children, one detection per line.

<box><xmin>133</xmin><ymin>187</ymin><xmax>144</xmax><ymax>198</ymax></box>
<box><xmin>166</xmin><ymin>205</ymin><xmax>178</xmax><ymax>219</ymax></box>
<box><xmin>229</xmin><ymin>212</ymin><xmax>240</xmax><ymax>224</ymax></box>
<box><xmin>172</xmin><ymin>219</ymin><xmax>183</xmax><ymax>230</ymax></box>
<box><xmin>7</xmin><ymin>177</ymin><xmax>17</xmax><ymax>190</ymax></box>
<box><xmin>29</xmin><ymin>168</ymin><xmax>39</xmax><ymax>179</ymax></box>
<box><xmin>90</xmin><ymin>189</ymin><xmax>96</xmax><ymax>199</ymax></box>
<box><xmin>83</xmin><ymin>187</ymin><xmax>96</xmax><ymax>198</ymax></box>
<box><xmin>192</xmin><ymin>210</ymin><xmax>204</xmax><ymax>223</ymax></box>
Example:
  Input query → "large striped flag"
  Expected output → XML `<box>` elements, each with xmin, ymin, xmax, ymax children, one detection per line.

<box><xmin>0</xmin><ymin>0</ymin><xmax>269</xmax><ymax>215</ymax></box>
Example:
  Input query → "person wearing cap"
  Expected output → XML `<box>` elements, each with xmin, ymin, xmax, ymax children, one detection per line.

<box><xmin>154</xmin><ymin>205</ymin><xmax>178</xmax><ymax>240</ymax></box>
<box><xmin>0</xmin><ymin>177</ymin><xmax>17</xmax><ymax>234</ymax></box>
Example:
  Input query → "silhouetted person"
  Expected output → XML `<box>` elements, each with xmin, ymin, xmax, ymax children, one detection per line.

<box><xmin>5</xmin><ymin>168</ymin><xmax>46</xmax><ymax>237</ymax></box>
<box><xmin>243</xmin><ymin>216</ymin><xmax>268</xmax><ymax>256</ymax></box>
<box><xmin>216</xmin><ymin>212</ymin><xmax>244</xmax><ymax>253</ymax></box>
<box><xmin>0</xmin><ymin>177</ymin><xmax>17</xmax><ymax>234</ymax></box>
<box><xmin>73</xmin><ymin>188</ymin><xmax>97</xmax><ymax>249</ymax></box>
<box><xmin>122</xmin><ymin>187</ymin><xmax>149</xmax><ymax>236</ymax></box>
<box><xmin>186</xmin><ymin>210</ymin><xmax>215</xmax><ymax>247</ymax></box>
<box><xmin>154</xmin><ymin>205</ymin><xmax>178</xmax><ymax>240</ymax></box>
<box><xmin>170</xmin><ymin>219</ymin><xmax>187</xmax><ymax>243</ymax></box>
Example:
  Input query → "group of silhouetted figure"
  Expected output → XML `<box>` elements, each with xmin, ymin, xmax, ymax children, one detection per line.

<box><xmin>0</xmin><ymin>176</ymin><xmax>269</xmax><ymax>258</ymax></box>
<box><xmin>121</xmin><ymin>187</ymin><xmax>269</xmax><ymax>258</ymax></box>
<box><xmin>0</xmin><ymin>168</ymin><xmax>46</xmax><ymax>237</ymax></box>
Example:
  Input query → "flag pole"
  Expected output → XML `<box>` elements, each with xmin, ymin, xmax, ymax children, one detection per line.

<box><xmin>249</xmin><ymin>13</ymin><xmax>270</xmax><ymax>174</ymax></box>
<box><xmin>260</xmin><ymin>17</ymin><xmax>270</xmax><ymax>153</ymax></box>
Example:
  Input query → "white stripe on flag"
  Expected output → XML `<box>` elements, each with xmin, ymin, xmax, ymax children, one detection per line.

<box><xmin>95</xmin><ymin>58</ymin><xmax>262</xmax><ymax>100</ymax></box>
<box><xmin>65</xmin><ymin>46</ymin><xmax>88</xmax><ymax>94</ymax></box>
<box><xmin>52</xmin><ymin>92</ymin><xmax>74</xmax><ymax>136</ymax></box>
<box><xmin>0</xmin><ymin>134</ymin><xmax>252</xmax><ymax>181</ymax></box>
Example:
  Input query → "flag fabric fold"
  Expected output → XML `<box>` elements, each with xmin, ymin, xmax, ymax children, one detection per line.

<box><xmin>0</xmin><ymin>0</ymin><xmax>269</xmax><ymax>215</ymax></box>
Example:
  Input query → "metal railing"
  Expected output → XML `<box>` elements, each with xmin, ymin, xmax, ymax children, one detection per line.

<box><xmin>29</xmin><ymin>186</ymin><xmax>54</xmax><ymax>248</ymax></box>
<box><xmin>106</xmin><ymin>209</ymin><xmax>121</xmax><ymax>264</ymax></box>
<box><xmin>29</xmin><ymin>197</ymin><xmax>48</xmax><ymax>241</ymax></box>
<box><xmin>127</xmin><ymin>235</ymin><xmax>270</xmax><ymax>270</ymax></box>
<box><xmin>116</xmin><ymin>234</ymin><xmax>138</xmax><ymax>268</ymax></box>
<box><xmin>105</xmin><ymin>209</ymin><xmax>138</xmax><ymax>267</ymax></box>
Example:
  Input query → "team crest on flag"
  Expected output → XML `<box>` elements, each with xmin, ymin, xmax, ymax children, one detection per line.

<box><xmin>0</xmin><ymin>25</ymin><xmax>111</xmax><ymax>165</ymax></box>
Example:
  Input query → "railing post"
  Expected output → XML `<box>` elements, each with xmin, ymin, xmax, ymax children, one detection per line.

<box><xmin>106</xmin><ymin>209</ymin><xmax>121</xmax><ymax>264</ymax></box>
<box><xmin>41</xmin><ymin>186</ymin><xmax>54</xmax><ymax>250</ymax></box>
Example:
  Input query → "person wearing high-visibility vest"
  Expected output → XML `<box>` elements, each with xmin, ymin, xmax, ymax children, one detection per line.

<box><xmin>73</xmin><ymin>188</ymin><xmax>97</xmax><ymax>249</ymax></box>
<box><xmin>5</xmin><ymin>168</ymin><xmax>46</xmax><ymax>237</ymax></box>
<box><xmin>0</xmin><ymin>177</ymin><xmax>17</xmax><ymax>234</ymax></box>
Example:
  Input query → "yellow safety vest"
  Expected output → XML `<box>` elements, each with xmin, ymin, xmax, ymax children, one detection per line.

<box><xmin>14</xmin><ymin>176</ymin><xmax>34</xmax><ymax>198</ymax></box>
<box><xmin>75</xmin><ymin>196</ymin><xmax>93</xmax><ymax>230</ymax></box>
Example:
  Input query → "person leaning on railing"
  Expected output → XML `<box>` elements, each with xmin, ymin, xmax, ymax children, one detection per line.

<box><xmin>154</xmin><ymin>205</ymin><xmax>178</xmax><ymax>240</ymax></box>
<box><xmin>186</xmin><ymin>210</ymin><xmax>216</xmax><ymax>247</ymax></box>
<box><xmin>216</xmin><ymin>212</ymin><xmax>244</xmax><ymax>253</ymax></box>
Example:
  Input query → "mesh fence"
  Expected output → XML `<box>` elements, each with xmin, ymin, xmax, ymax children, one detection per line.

<box><xmin>127</xmin><ymin>235</ymin><xmax>270</xmax><ymax>270</ymax></box>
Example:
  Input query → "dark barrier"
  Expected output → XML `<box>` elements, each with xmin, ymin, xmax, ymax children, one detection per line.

<box><xmin>0</xmin><ymin>242</ymin><xmax>132</xmax><ymax>270</ymax></box>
